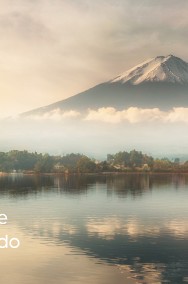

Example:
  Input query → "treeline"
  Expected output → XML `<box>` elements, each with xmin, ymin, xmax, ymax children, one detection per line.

<box><xmin>107</xmin><ymin>150</ymin><xmax>184</xmax><ymax>172</ymax></box>
<box><xmin>0</xmin><ymin>151</ymin><xmax>104</xmax><ymax>173</ymax></box>
<box><xmin>0</xmin><ymin>149</ymin><xmax>187</xmax><ymax>173</ymax></box>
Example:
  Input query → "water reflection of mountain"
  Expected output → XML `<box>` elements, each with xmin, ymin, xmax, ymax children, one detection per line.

<box><xmin>20</xmin><ymin>213</ymin><xmax>188</xmax><ymax>284</ymax></box>
<box><xmin>1</xmin><ymin>173</ymin><xmax>188</xmax><ymax>283</ymax></box>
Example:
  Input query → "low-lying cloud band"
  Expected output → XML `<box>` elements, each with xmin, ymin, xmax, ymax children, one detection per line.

<box><xmin>24</xmin><ymin>107</ymin><xmax>188</xmax><ymax>124</ymax></box>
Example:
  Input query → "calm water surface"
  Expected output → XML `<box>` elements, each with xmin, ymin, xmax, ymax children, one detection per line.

<box><xmin>0</xmin><ymin>173</ymin><xmax>188</xmax><ymax>284</ymax></box>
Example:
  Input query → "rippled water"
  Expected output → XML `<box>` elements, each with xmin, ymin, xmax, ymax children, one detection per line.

<box><xmin>0</xmin><ymin>173</ymin><xmax>188</xmax><ymax>284</ymax></box>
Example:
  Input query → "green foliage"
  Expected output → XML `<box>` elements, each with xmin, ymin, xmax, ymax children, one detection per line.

<box><xmin>0</xmin><ymin>149</ymin><xmax>183</xmax><ymax>173</ymax></box>
<box><xmin>0</xmin><ymin>151</ymin><xmax>55</xmax><ymax>173</ymax></box>
<box><xmin>109</xmin><ymin>150</ymin><xmax>154</xmax><ymax>168</ymax></box>
<box><xmin>0</xmin><ymin>150</ymin><xmax>39</xmax><ymax>172</ymax></box>
<box><xmin>34</xmin><ymin>154</ymin><xmax>54</xmax><ymax>173</ymax></box>
<box><xmin>153</xmin><ymin>158</ymin><xmax>172</xmax><ymax>172</ymax></box>
<box><xmin>98</xmin><ymin>161</ymin><xmax>113</xmax><ymax>172</ymax></box>
<box><xmin>59</xmin><ymin>153</ymin><xmax>85</xmax><ymax>172</ymax></box>
<box><xmin>77</xmin><ymin>156</ymin><xmax>97</xmax><ymax>173</ymax></box>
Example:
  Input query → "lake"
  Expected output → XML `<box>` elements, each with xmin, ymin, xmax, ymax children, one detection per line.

<box><xmin>0</xmin><ymin>173</ymin><xmax>188</xmax><ymax>284</ymax></box>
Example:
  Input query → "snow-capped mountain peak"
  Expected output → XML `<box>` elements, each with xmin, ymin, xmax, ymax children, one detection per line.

<box><xmin>110</xmin><ymin>55</ymin><xmax>188</xmax><ymax>85</ymax></box>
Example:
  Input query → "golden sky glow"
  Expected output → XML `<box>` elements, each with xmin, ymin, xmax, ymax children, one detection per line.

<box><xmin>1</xmin><ymin>0</ymin><xmax>188</xmax><ymax>117</ymax></box>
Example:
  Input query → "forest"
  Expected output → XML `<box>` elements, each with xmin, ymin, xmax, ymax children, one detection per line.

<box><xmin>0</xmin><ymin>150</ymin><xmax>187</xmax><ymax>173</ymax></box>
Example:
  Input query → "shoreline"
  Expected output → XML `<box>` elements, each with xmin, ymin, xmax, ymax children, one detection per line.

<box><xmin>1</xmin><ymin>171</ymin><xmax>188</xmax><ymax>176</ymax></box>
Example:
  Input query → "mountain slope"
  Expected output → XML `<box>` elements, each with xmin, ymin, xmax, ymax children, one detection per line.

<box><xmin>23</xmin><ymin>55</ymin><xmax>188</xmax><ymax>116</ymax></box>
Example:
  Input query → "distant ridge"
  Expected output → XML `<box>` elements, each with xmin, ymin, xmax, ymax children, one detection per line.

<box><xmin>22</xmin><ymin>55</ymin><xmax>188</xmax><ymax>116</ymax></box>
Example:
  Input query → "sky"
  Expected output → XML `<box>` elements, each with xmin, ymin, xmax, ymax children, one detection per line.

<box><xmin>1</xmin><ymin>0</ymin><xmax>188</xmax><ymax>117</ymax></box>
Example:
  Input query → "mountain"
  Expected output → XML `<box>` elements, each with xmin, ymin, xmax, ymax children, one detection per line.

<box><xmin>110</xmin><ymin>55</ymin><xmax>188</xmax><ymax>85</ymax></box>
<box><xmin>23</xmin><ymin>55</ymin><xmax>188</xmax><ymax>116</ymax></box>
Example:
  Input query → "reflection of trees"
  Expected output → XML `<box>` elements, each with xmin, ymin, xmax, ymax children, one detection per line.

<box><xmin>53</xmin><ymin>175</ymin><xmax>96</xmax><ymax>194</ymax></box>
<box><xmin>1</xmin><ymin>173</ymin><xmax>188</xmax><ymax>198</ymax></box>
<box><xmin>149</xmin><ymin>173</ymin><xmax>187</xmax><ymax>188</ymax></box>
<box><xmin>53</xmin><ymin>173</ymin><xmax>188</xmax><ymax>197</ymax></box>
<box><xmin>0</xmin><ymin>174</ymin><xmax>104</xmax><ymax>197</ymax></box>
<box><xmin>106</xmin><ymin>174</ymin><xmax>150</xmax><ymax>197</ymax></box>
<box><xmin>106</xmin><ymin>174</ymin><xmax>188</xmax><ymax>197</ymax></box>
<box><xmin>0</xmin><ymin>174</ymin><xmax>54</xmax><ymax>197</ymax></box>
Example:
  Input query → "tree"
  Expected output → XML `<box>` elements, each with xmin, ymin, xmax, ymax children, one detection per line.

<box><xmin>34</xmin><ymin>154</ymin><xmax>54</xmax><ymax>173</ymax></box>
<box><xmin>129</xmin><ymin>150</ymin><xmax>143</xmax><ymax>167</ymax></box>
<box><xmin>153</xmin><ymin>158</ymin><xmax>172</xmax><ymax>172</ymax></box>
<box><xmin>77</xmin><ymin>156</ymin><xmax>96</xmax><ymax>173</ymax></box>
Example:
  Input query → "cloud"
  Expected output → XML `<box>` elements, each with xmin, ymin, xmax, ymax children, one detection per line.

<box><xmin>86</xmin><ymin>218</ymin><xmax>127</xmax><ymax>240</ymax></box>
<box><xmin>166</xmin><ymin>219</ymin><xmax>188</xmax><ymax>238</ymax></box>
<box><xmin>86</xmin><ymin>217</ymin><xmax>188</xmax><ymax>240</ymax></box>
<box><xmin>167</xmin><ymin>107</ymin><xmax>188</xmax><ymax>123</ymax></box>
<box><xmin>86</xmin><ymin>217</ymin><xmax>160</xmax><ymax>240</ymax></box>
<box><xmin>26</xmin><ymin>109</ymin><xmax>81</xmax><ymax>121</ymax></box>
<box><xmin>84</xmin><ymin>107</ymin><xmax>188</xmax><ymax>124</ymax></box>
<box><xmin>21</xmin><ymin>107</ymin><xmax>188</xmax><ymax>124</ymax></box>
